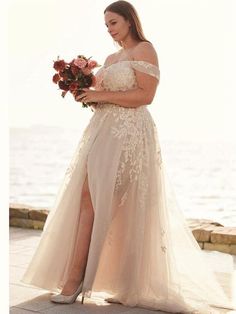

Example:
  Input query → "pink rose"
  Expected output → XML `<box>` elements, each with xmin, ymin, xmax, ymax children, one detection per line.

<box><xmin>74</xmin><ymin>58</ymin><xmax>87</xmax><ymax>68</ymax></box>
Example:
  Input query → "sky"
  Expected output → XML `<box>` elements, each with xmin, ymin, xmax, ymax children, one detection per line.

<box><xmin>8</xmin><ymin>0</ymin><xmax>236</xmax><ymax>141</ymax></box>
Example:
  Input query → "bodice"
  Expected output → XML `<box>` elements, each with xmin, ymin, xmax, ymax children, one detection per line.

<box><xmin>95</xmin><ymin>60</ymin><xmax>160</xmax><ymax>92</ymax></box>
<box><xmin>92</xmin><ymin>60</ymin><xmax>160</xmax><ymax>111</ymax></box>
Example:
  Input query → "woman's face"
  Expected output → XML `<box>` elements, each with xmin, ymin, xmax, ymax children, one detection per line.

<box><xmin>104</xmin><ymin>11</ymin><xmax>131</xmax><ymax>42</ymax></box>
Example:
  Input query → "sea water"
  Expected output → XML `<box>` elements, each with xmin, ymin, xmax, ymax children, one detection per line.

<box><xmin>9</xmin><ymin>126</ymin><xmax>236</xmax><ymax>227</ymax></box>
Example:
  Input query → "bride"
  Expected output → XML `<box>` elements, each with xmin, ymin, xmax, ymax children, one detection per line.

<box><xmin>21</xmin><ymin>1</ymin><xmax>235</xmax><ymax>313</ymax></box>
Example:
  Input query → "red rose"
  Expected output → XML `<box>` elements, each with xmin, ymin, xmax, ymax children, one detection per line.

<box><xmin>53</xmin><ymin>60</ymin><xmax>67</xmax><ymax>72</ymax></box>
<box><xmin>58</xmin><ymin>81</ymin><xmax>70</xmax><ymax>91</ymax></box>
<box><xmin>52</xmin><ymin>73</ymin><xmax>61</xmax><ymax>84</ymax></box>
<box><xmin>59</xmin><ymin>70</ymin><xmax>68</xmax><ymax>80</ymax></box>
<box><xmin>69</xmin><ymin>82</ymin><xmax>79</xmax><ymax>92</ymax></box>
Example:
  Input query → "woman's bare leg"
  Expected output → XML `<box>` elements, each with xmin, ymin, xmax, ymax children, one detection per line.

<box><xmin>61</xmin><ymin>174</ymin><xmax>94</xmax><ymax>295</ymax></box>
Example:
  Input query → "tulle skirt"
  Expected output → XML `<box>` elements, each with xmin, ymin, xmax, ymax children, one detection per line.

<box><xmin>22</xmin><ymin>103</ymin><xmax>236</xmax><ymax>313</ymax></box>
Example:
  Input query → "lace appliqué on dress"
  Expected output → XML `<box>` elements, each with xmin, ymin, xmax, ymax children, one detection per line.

<box><xmin>95</xmin><ymin>60</ymin><xmax>162</xmax><ymax>214</ymax></box>
<box><xmin>131</xmin><ymin>60</ymin><xmax>160</xmax><ymax>81</ymax></box>
<box><xmin>111</xmin><ymin>108</ymin><xmax>163</xmax><ymax>220</ymax></box>
<box><xmin>111</xmin><ymin>107</ymin><xmax>149</xmax><ymax>193</ymax></box>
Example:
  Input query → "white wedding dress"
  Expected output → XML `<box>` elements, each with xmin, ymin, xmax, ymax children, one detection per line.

<box><xmin>21</xmin><ymin>59</ymin><xmax>235</xmax><ymax>313</ymax></box>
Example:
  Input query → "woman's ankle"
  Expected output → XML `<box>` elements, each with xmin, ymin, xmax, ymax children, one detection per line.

<box><xmin>61</xmin><ymin>278</ymin><xmax>83</xmax><ymax>295</ymax></box>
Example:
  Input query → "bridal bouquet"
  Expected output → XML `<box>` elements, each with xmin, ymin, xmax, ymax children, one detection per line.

<box><xmin>52</xmin><ymin>55</ymin><xmax>100</xmax><ymax>108</ymax></box>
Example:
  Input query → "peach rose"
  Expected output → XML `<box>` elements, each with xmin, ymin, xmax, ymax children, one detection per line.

<box><xmin>81</xmin><ymin>67</ymin><xmax>92</xmax><ymax>75</ymax></box>
<box><xmin>74</xmin><ymin>58</ymin><xmax>87</xmax><ymax>68</ymax></box>
<box><xmin>88</xmin><ymin>60</ymin><xmax>97</xmax><ymax>69</ymax></box>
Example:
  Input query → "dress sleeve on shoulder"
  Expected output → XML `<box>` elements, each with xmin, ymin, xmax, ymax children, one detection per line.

<box><xmin>131</xmin><ymin>60</ymin><xmax>160</xmax><ymax>80</ymax></box>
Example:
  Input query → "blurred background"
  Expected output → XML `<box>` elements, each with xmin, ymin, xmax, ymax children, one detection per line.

<box><xmin>8</xmin><ymin>0</ymin><xmax>236</xmax><ymax>225</ymax></box>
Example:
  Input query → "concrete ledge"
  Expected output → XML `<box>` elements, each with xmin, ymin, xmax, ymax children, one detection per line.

<box><xmin>9</xmin><ymin>203</ymin><xmax>236</xmax><ymax>255</ymax></box>
<box><xmin>211</xmin><ymin>227</ymin><xmax>236</xmax><ymax>245</ymax></box>
<box><xmin>204</xmin><ymin>242</ymin><xmax>236</xmax><ymax>255</ymax></box>
<box><xmin>10</xmin><ymin>203</ymin><xmax>49</xmax><ymax>230</ymax></box>
<box><xmin>187</xmin><ymin>218</ymin><xmax>236</xmax><ymax>255</ymax></box>
<box><xmin>10</xmin><ymin>217</ymin><xmax>45</xmax><ymax>230</ymax></box>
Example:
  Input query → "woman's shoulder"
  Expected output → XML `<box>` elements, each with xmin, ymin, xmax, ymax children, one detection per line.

<box><xmin>132</xmin><ymin>41</ymin><xmax>159</xmax><ymax>67</ymax></box>
<box><xmin>104</xmin><ymin>51</ymin><xmax>121</xmax><ymax>66</ymax></box>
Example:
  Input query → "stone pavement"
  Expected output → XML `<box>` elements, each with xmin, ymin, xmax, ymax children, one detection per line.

<box><xmin>10</xmin><ymin>227</ymin><xmax>236</xmax><ymax>314</ymax></box>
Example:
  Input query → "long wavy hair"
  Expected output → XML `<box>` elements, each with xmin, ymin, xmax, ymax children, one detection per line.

<box><xmin>104</xmin><ymin>0</ymin><xmax>151</xmax><ymax>47</ymax></box>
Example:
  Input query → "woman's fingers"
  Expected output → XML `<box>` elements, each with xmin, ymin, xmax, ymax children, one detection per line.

<box><xmin>75</xmin><ymin>89</ymin><xmax>93</xmax><ymax>102</ymax></box>
<box><xmin>76</xmin><ymin>92</ymin><xmax>86</xmax><ymax>101</ymax></box>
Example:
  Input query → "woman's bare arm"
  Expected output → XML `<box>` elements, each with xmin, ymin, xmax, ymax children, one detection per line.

<box><xmin>76</xmin><ymin>42</ymin><xmax>159</xmax><ymax>108</ymax></box>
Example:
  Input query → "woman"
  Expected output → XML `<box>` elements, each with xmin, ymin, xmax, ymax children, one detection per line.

<box><xmin>21</xmin><ymin>1</ymin><xmax>235</xmax><ymax>313</ymax></box>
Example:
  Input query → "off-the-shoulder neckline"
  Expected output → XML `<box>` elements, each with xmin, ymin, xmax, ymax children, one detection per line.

<box><xmin>103</xmin><ymin>60</ymin><xmax>159</xmax><ymax>70</ymax></box>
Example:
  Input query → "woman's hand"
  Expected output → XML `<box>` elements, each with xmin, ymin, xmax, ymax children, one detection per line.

<box><xmin>75</xmin><ymin>88</ymin><xmax>105</xmax><ymax>104</ymax></box>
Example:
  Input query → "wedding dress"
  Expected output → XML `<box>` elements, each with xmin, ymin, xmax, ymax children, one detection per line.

<box><xmin>21</xmin><ymin>59</ymin><xmax>236</xmax><ymax>313</ymax></box>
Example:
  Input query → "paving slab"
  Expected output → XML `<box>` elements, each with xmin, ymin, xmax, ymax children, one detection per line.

<box><xmin>10</xmin><ymin>307</ymin><xmax>41</xmax><ymax>314</ymax></box>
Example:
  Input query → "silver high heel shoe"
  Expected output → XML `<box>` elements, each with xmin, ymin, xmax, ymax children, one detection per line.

<box><xmin>50</xmin><ymin>281</ymin><xmax>84</xmax><ymax>304</ymax></box>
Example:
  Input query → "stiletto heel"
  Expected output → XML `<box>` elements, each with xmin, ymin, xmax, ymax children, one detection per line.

<box><xmin>50</xmin><ymin>280</ymin><xmax>84</xmax><ymax>304</ymax></box>
<box><xmin>81</xmin><ymin>294</ymin><xmax>85</xmax><ymax>304</ymax></box>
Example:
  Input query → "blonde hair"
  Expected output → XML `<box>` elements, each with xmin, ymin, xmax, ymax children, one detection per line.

<box><xmin>104</xmin><ymin>0</ymin><xmax>151</xmax><ymax>47</ymax></box>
